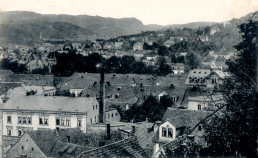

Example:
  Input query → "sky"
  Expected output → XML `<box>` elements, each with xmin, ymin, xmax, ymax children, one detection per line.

<box><xmin>0</xmin><ymin>0</ymin><xmax>257</xmax><ymax>25</ymax></box>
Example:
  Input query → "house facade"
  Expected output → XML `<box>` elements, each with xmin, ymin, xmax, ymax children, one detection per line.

<box><xmin>185</xmin><ymin>69</ymin><xmax>227</xmax><ymax>87</ymax></box>
<box><xmin>188</xmin><ymin>95</ymin><xmax>224</xmax><ymax>111</ymax></box>
<box><xmin>2</xmin><ymin>96</ymin><xmax>100</xmax><ymax>137</ymax></box>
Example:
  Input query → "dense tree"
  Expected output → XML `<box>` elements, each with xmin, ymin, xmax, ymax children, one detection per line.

<box><xmin>122</xmin><ymin>96</ymin><xmax>166</xmax><ymax>122</ymax></box>
<box><xmin>184</xmin><ymin>53</ymin><xmax>200</xmax><ymax>72</ymax></box>
<box><xmin>203</xmin><ymin>20</ymin><xmax>257</xmax><ymax>157</ymax></box>
<box><xmin>1</xmin><ymin>58</ymin><xmax>11</xmax><ymax>69</ymax></box>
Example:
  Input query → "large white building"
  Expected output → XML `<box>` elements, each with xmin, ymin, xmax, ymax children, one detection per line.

<box><xmin>2</xmin><ymin>96</ymin><xmax>99</xmax><ymax>136</ymax></box>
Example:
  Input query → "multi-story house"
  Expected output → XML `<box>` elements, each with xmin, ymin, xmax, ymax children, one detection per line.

<box><xmin>2</xmin><ymin>96</ymin><xmax>100</xmax><ymax>137</ymax></box>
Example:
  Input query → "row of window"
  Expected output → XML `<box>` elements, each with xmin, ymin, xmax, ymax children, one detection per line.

<box><xmin>7</xmin><ymin>116</ymin><xmax>83</xmax><ymax>127</ymax></box>
<box><xmin>107</xmin><ymin>112</ymin><xmax>118</xmax><ymax>119</ymax></box>
<box><xmin>93</xmin><ymin>105</ymin><xmax>98</xmax><ymax>110</ymax></box>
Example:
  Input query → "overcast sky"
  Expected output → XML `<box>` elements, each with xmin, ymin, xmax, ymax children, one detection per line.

<box><xmin>0</xmin><ymin>0</ymin><xmax>257</xmax><ymax>25</ymax></box>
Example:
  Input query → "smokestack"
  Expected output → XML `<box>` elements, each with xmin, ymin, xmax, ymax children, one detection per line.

<box><xmin>106</xmin><ymin>124</ymin><xmax>111</xmax><ymax>140</ymax></box>
<box><xmin>99</xmin><ymin>68</ymin><xmax>105</xmax><ymax>123</ymax></box>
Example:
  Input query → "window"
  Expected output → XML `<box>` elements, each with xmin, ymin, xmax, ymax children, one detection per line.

<box><xmin>115</xmin><ymin>113</ymin><xmax>118</xmax><ymax>116</ymax></box>
<box><xmin>60</xmin><ymin>118</ymin><xmax>65</xmax><ymax>126</ymax></box>
<box><xmin>93</xmin><ymin>106</ymin><xmax>94</xmax><ymax>110</ymax></box>
<box><xmin>111</xmin><ymin>114</ymin><xmax>113</xmax><ymax>117</ymax></box>
<box><xmin>108</xmin><ymin>113</ymin><xmax>110</xmax><ymax>118</ymax></box>
<box><xmin>44</xmin><ymin>117</ymin><xmax>48</xmax><ymax>125</ymax></box>
<box><xmin>18</xmin><ymin>129</ymin><xmax>22</xmax><ymax>136</ymax></box>
<box><xmin>162</xmin><ymin>127</ymin><xmax>173</xmax><ymax>138</ymax></box>
<box><xmin>96</xmin><ymin>105</ymin><xmax>97</xmax><ymax>109</ymax></box>
<box><xmin>198</xmin><ymin>125</ymin><xmax>202</xmax><ymax>131</ymax></box>
<box><xmin>56</xmin><ymin>117</ymin><xmax>60</xmax><ymax>125</ymax></box>
<box><xmin>90</xmin><ymin>118</ymin><xmax>92</xmax><ymax>124</ymax></box>
<box><xmin>66</xmin><ymin>118</ymin><xmax>70</xmax><ymax>126</ymax></box>
<box><xmin>39</xmin><ymin>117</ymin><xmax>44</xmax><ymax>125</ymax></box>
<box><xmin>22</xmin><ymin>146</ymin><xmax>24</xmax><ymax>150</ymax></box>
<box><xmin>162</xmin><ymin>127</ymin><xmax>167</xmax><ymax>137</ymax></box>
<box><xmin>22</xmin><ymin>117</ymin><xmax>27</xmax><ymax>124</ymax></box>
<box><xmin>7</xmin><ymin>116</ymin><xmax>11</xmax><ymax>123</ymax></box>
<box><xmin>198</xmin><ymin>104</ymin><xmax>202</xmax><ymax>110</ymax></box>
<box><xmin>7</xmin><ymin>129</ymin><xmax>12</xmax><ymax>136</ymax></box>
<box><xmin>18</xmin><ymin>117</ymin><xmax>22</xmax><ymax>124</ymax></box>
<box><xmin>95</xmin><ymin>116</ymin><xmax>96</xmax><ymax>122</ymax></box>
<box><xmin>32</xmin><ymin>148</ymin><xmax>34</xmax><ymax>151</ymax></box>
<box><xmin>77</xmin><ymin>118</ymin><xmax>82</xmax><ymax>127</ymax></box>
<box><xmin>27</xmin><ymin>117</ymin><xmax>32</xmax><ymax>124</ymax></box>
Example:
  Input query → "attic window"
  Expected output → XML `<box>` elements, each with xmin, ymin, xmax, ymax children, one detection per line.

<box><xmin>204</xmin><ymin>72</ymin><xmax>207</xmax><ymax>74</ymax></box>
<box><xmin>193</xmin><ymin>71</ymin><xmax>196</xmax><ymax>73</ymax></box>
<box><xmin>67</xmin><ymin>136</ymin><xmax>71</xmax><ymax>143</ymax></box>
<box><xmin>115</xmin><ymin>94</ymin><xmax>119</xmax><ymax>98</ymax></box>
<box><xmin>117</xmin><ymin>87</ymin><xmax>121</xmax><ymax>91</ymax></box>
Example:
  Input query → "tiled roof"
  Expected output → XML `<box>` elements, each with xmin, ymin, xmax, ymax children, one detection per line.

<box><xmin>79</xmin><ymin>136</ymin><xmax>148</xmax><ymax>158</ymax></box>
<box><xmin>27</xmin><ymin>129</ymin><xmax>95</xmax><ymax>157</ymax></box>
<box><xmin>0</xmin><ymin>70</ymin><xmax>14</xmax><ymax>78</ymax></box>
<box><xmin>162</xmin><ymin>108</ymin><xmax>212</xmax><ymax>129</ymax></box>
<box><xmin>3</xmin><ymin>96</ymin><xmax>98</xmax><ymax>113</ymax></box>
<box><xmin>24</xmin><ymin>128</ymin><xmax>125</xmax><ymax>157</ymax></box>
<box><xmin>5</xmin><ymin>74</ymin><xmax>54</xmax><ymax>86</ymax></box>
<box><xmin>133</xmin><ymin>122</ymin><xmax>156</xmax><ymax>150</ymax></box>
<box><xmin>6</xmin><ymin>86</ymin><xmax>56</xmax><ymax>97</ymax></box>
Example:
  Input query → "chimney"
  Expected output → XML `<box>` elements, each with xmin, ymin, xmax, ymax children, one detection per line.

<box><xmin>99</xmin><ymin>69</ymin><xmax>105</xmax><ymax>123</ymax></box>
<box><xmin>106</xmin><ymin>124</ymin><xmax>111</xmax><ymax>140</ymax></box>
<box><xmin>132</xmin><ymin>125</ymin><xmax>136</xmax><ymax>134</ymax></box>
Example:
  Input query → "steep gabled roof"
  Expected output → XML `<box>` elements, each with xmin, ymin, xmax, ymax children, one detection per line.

<box><xmin>162</xmin><ymin>108</ymin><xmax>212</xmax><ymax>129</ymax></box>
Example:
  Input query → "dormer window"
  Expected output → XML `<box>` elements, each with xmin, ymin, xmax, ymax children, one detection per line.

<box><xmin>193</xmin><ymin>71</ymin><xmax>196</xmax><ymax>73</ymax></box>
<box><xmin>162</xmin><ymin>127</ymin><xmax>173</xmax><ymax>138</ymax></box>
<box><xmin>115</xmin><ymin>94</ymin><xmax>119</xmax><ymax>98</ymax></box>
<box><xmin>117</xmin><ymin>87</ymin><xmax>121</xmax><ymax>91</ymax></box>
<box><xmin>172</xmin><ymin>96</ymin><xmax>177</xmax><ymax>102</ymax></box>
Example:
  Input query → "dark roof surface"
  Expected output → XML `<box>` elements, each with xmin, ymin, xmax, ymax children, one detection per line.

<box><xmin>79</xmin><ymin>136</ymin><xmax>148</xmax><ymax>158</ymax></box>
<box><xmin>162</xmin><ymin>108</ymin><xmax>212</xmax><ymax>129</ymax></box>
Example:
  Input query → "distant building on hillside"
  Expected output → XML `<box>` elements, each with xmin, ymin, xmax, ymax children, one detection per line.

<box><xmin>210</xmin><ymin>26</ymin><xmax>220</xmax><ymax>35</ymax></box>
<box><xmin>133</xmin><ymin>42</ymin><xmax>143</xmax><ymax>51</ymax></box>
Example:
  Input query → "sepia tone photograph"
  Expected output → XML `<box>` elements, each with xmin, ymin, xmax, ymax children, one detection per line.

<box><xmin>0</xmin><ymin>0</ymin><xmax>257</xmax><ymax>157</ymax></box>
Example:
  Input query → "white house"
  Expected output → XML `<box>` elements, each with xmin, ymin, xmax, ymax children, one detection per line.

<box><xmin>188</xmin><ymin>95</ymin><xmax>224</xmax><ymax>111</ymax></box>
<box><xmin>2</xmin><ymin>96</ymin><xmax>99</xmax><ymax>137</ymax></box>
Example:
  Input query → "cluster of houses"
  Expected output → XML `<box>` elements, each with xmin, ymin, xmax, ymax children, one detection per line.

<box><xmin>0</xmin><ymin>59</ymin><xmax>229</xmax><ymax>157</ymax></box>
<box><xmin>0</xmin><ymin>24</ymin><xmax>224</xmax><ymax>73</ymax></box>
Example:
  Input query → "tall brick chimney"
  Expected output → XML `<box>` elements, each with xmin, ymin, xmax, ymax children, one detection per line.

<box><xmin>99</xmin><ymin>69</ymin><xmax>105</xmax><ymax>123</ymax></box>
